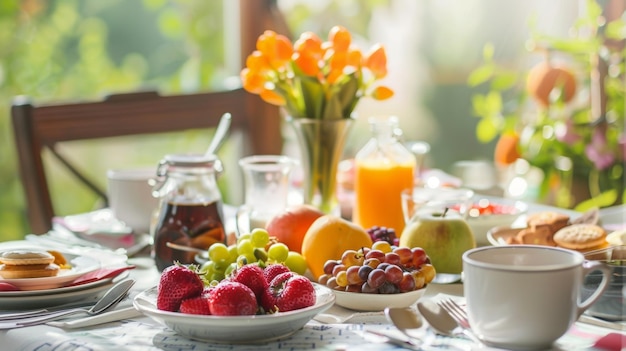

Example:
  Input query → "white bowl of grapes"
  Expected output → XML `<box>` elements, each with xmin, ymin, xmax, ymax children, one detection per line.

<box><xmin>317</xmin><ymin>241</ymin><xmax>435</xmax><ymax>312</ymax></box>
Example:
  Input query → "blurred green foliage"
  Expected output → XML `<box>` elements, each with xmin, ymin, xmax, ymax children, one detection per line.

<box><xmin>0</xmin><ymin>0</ymin><xmax>232</xmax><ymax>241</ymax></box>
<box><xmin>468</xmin><ymin>0</ymin><xmax>625</xmax><ymax>210</ymax></box>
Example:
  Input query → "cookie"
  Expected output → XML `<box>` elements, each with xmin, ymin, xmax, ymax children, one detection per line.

<box><xmin>0</xmin><ymin>263</ymin><xmax>60</xmax><ymax>279</ymax></box>
<box><xmin>553</xmin><ymin>224</ymin><xmax>607</xmax><ymax>251</ymax></box>
<box><xmin>515</xmin><ymin>226</ymin><xmax>556</xmax><ymax>246</ymax></box>
<box><xmin>0</xmin><ymin>250</ymin><xmax>55</xmax><ymax>266</ymax></box>
<box><xmin>526</xmin><ymin>211</ymin><xmax>570</xmax><ymax>234</ymax></box>
<box><xmin>0</xmin><ymin>250</ymin><xmax>60</xmax><ymax>279</ymax></box>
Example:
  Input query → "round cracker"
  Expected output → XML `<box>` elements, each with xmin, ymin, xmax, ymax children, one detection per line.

<box><xmin>553</xmin><ymin>224</ymin><xmax>606</xmax><ymax>250</ymax></box>
<box><xmin>0</xmin><ymin>250</ymin><xmax>55</xmax><ymax>266</ymax></box>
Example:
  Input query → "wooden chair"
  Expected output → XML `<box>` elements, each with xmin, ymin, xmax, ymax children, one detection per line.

<box><xmin>11</xmin><ymin>88</ymin><xmax>283</xmax><ymax>234</ymax></box>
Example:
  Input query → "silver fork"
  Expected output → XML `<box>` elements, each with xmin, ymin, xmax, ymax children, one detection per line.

<box><xmin>437</xmin><ymin>298</ymin><xmax>480</xmax><ymax>343</ymax></box>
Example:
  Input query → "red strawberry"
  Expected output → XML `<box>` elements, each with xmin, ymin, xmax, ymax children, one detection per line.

<box><xmin>230</xmin><ymin>264</ymin><xmax>267</xmax><ymax>302</ymax></box>
<box><xmin>157</xmin><ymin>264</ymin><xmax>204</xmax><ymax>312</ymax></box>
<box><xmin>266</xmin><ymin>272</ymin><xmax>316</xmax><ymax>312</ymax></box>
<box><xmin>179</xmin><ymin>295</ymin><xmax>211</xmax><ymax>315</ymax></box>
<box><xmin>208</xmin><ymin>281</ymin><xmax>257</xmax><ymax>316</ymax></box>
<box><xmin>263</xmin><ymin>263</ymin><xmax>291</xmax><ymax>284</ymax></box>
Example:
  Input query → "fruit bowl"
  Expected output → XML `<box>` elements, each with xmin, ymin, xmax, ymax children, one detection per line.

<box><xmin>464</xmin><ymin>197</ymin><xmax>528</xmax><ymax>246</ymax></box>
<box><xmin>332</xmin><ymin>287</ymin><xmax>426</xmax><ymax>312</ymax></box>
<box><xmin>133</xmin><ymin>283</ymin><xmax>335</xmax><ymax>343</ymax></box>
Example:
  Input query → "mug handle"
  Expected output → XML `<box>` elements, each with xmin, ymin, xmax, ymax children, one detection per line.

<box><xmin>577</xmin><ymin>260</ymin><xmax>611</xmax><ymax>318</ymax></box>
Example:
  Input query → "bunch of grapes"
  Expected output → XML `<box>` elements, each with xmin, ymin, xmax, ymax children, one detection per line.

<box><xmin>201</xmin><ymin>228</ymin><xmax>307</xmax><ymax>282</ymax></box>
<box><xmin>366</xmin><ymin>226</ymin><xmax>399</xmax><ymax>246</ymax></box>
<box><xmin>318</xmin><ymin>241</ymin><xmax>436</xmax><ymax>294</ymax></box>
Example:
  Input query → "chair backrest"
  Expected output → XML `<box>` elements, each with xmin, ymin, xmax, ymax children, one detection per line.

<box><xmin>11</xmin><ymin>88</ymin><xmax>282</xmax><ymax>234</ymax></box>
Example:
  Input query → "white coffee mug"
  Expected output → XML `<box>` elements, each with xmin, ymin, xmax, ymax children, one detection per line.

<box><xmin>107</xmin><ymin>168</ymin><xmax>159</xmax><ymax>234</ymax></box>
<box><xmin>462</xmin><ymin>245</ymin><xmax>611</xmax><ymax>350</ymax></box>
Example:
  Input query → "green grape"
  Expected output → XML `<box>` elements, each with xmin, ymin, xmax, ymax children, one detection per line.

<box><xmin>267</xmin><ymin>242</ymin><xmax>289</xmax><ymax>262</ymax></box>
<box><xmin>208</xmin><ymin>243</ymin><xmax>230</xmax><ymax>263</ymax></box>
<box><xmin>224</xmin><ymin>262</ymin><xmax>238</xmax><ymax>277</ymax></box>
<box><xmin>237</xmin><ymin>238</ymin><xmax>254</xmax><ymax>256</ymax></box>
<box><xmin>284</xmin><ymin>251</ymin><xmax>307</xmax><ymax>275</ymax></box>
<box><xmin>227</xmin><ymin>244</ymin><xmax>239</xmax><ymax>262</ymax></box>
<box><xmin>238</xmin><ymin>233</ymin><xmax>252</xmax><ymax>243</ymax></box>
<box><xmin>250</xmin><ymin>228</ymin><xmax>270</xmax><ymax>248</ymax></box>
<box><xmin>200</xmin><ymin>260</ymin><xmax>216</xmax><ymax>276</ymax></box>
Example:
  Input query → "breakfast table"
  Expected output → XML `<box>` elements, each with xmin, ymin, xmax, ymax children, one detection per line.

<box><xmin>0</xmin><ymin>201</ymin><xmax>623</xmax><ymax>351</ymax></box>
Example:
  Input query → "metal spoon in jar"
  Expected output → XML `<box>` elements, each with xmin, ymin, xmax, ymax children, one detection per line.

<box><xmin>204</xmin><ymin>112</ymin><xmax>232</xmax><ymax>156</ymax></box>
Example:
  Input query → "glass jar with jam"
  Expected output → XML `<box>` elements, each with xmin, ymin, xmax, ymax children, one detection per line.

<box><xmin>152</xmin><ymin>153</ymin><xmax>226</xmax><ymax>271</ymax></box>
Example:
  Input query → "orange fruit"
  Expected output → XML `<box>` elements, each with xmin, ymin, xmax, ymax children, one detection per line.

<box><xmin>301</xmin><ymin>215</ymin><xmax>373</xmax><ymax>279</ymax></box>
<box><xmin>526</xmin><ymin>61</ymin><xmax>576</xmax><ymax>107</ymax></box>
<box><xmin>265</xmin><ymin>204</ymin><xmax>325</xmax><ymax>253</ymax></box>
<box><xmin>494</xmin><ymin>133</ymin><xmax>521</xmax><ymax>165</ymax></box>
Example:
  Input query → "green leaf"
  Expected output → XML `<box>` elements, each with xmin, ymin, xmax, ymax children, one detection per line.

<box><xmin>491</xmin><ymin>72</ymin><xmax>518</xmax><ymax>91</ymax></box>
<box><xmin>467</xmin><ymin>65</ymin><xmax>494</xmax><ymax>86</ymax></box>
<box><xmin>471</xmin><ymin>94</ymin><xmax>487</xmax><ymax>117</ymax></box>
<box><xmin>298</xmin><ymin>76</ymin><xmax>325</xmax><ymax>118</ymax></box>
<box><xmin>605</xmin><ymin>19</ymin><xmax>626</xmax><ymax>40</ymax></box>
<box><xmin>336</xmin><ymin>75</ymin><xmax>360</xmax><ymax>116</ymax></box>
<box><xmin>476</xmin><ymin>118</ymin><xmax>499</xmax><ymax>143</ymax></box>
<box><xmin>485</xmin><ymin>91</ymin><xmax>502</xmax><ymax>114</ymax></box>
<box><xmin>574</xmin><ymin>190</ymin><xmax>618</xmax><ymax>212</ymax></box>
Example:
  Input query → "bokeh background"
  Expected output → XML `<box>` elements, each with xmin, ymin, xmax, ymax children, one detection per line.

<box><xmin>0</xmin><ymin>0</ymin><xmax>620</xmax><ymax>241</ymax></box>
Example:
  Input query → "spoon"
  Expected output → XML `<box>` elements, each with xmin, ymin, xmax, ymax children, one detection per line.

<box><xmin>416</xmin><ymin>300</ymin><xmax>466</xmax><ymax>337</ymax></box>
<box><xmin>384</xmin><ymin>307</ymin><xmax>427</xmax><ymax>342</ymax></box>
<box><xmin>0</xmin><ymin>279</ymin><xmax>135</xmax><ymax>329</ymax></box>
<box><xmin>204</xmin><ymin>112</ymin><xmax>232</xmax><ymax>156</ymax></box>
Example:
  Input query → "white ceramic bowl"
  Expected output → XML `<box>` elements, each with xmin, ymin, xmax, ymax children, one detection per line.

<box><xmin>332</xmin><ymin>287</ymin><xmax>426</xmax><ymax>312</ymax></box>
<box><xmin>133</xmin><ymin>283</ymin><xmax>335</xmax><ymax>343</ymax></box>
<box><xmin>466</xmin><ymin>197</ymin><xmax>528</xmax><ymax>246</ymax></box>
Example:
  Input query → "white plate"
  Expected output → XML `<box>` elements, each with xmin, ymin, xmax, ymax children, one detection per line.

<box><xmin>0</xmin><ymin>271</ymin><xmax>129</xmax><ymax>310</ymax></box>
<box><xmin>0</xmin><ymin>255</ymin><xmax>100</xmax><ymax>291</ymax></box>
<box><xmin>0</xmin><ymin>271</ymin><xmax>113</xmax><ymax>297</ymax></box>
<box><xmin>133</xmin><ymin>283</ymin><xmax>335</xmax><ymax>343</ymax></box>
<box><xmin>333</xmin><ymin>287</ymin><xmax>426</xmax><ymax>312</ymax></box>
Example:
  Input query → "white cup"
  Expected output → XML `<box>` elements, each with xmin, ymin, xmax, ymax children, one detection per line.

<box><xmin>462</xmin><ymin>245</ymin><xmax>611</xmax><ymax>350</ymax></box>
<box><xmin>107</xmin><ymin>168</ymin><xmax>159</xmax><ymax>234</ymax></box>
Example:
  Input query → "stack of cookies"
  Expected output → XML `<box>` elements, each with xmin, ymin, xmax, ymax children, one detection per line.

<box><xmin>507</xmin><ymin>210</ymin><xmax>609</xmax><ymax>251</ymax></box>
<box><xmin>0</xmin><ymin>250</ymin><xmax>61</xmax><ymax>279</ymax></box>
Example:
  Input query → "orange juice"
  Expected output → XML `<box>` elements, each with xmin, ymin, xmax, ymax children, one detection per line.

<box><xmin>352</xmin><ymin>159</ymin><xmax>414</xmax><ymax>234</ymax></box>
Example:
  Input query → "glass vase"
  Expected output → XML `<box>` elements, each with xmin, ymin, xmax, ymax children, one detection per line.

<box><xmin>286</xmin><ymin>115</ymin><xmax>354</xmax><ymax>214</ymax></box>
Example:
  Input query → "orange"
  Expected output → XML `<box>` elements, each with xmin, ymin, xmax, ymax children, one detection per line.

<box><xmin>265</xmin><ymin>204</ymin><xmax>325</xmax><ymax>254</ymax></box>
<box><xmin>494</xmin><ymin>133</ymin><xmax>521</xmax><ymax>165</ymax></box>
<box><xmin>526</xmin><ymin>61</ymin><xmax>576</xmax><ymax>107</ymax></box>
<box><xmin>301</xmin><ymin>215</ymin><xmax>373</xmax><ymax>279</ymax></box>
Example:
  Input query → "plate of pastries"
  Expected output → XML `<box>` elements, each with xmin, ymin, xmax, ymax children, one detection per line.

<box><xmin>487</xmin><ymin>208</ymin><xmax>622</xmax><ymax>252</ymax></box>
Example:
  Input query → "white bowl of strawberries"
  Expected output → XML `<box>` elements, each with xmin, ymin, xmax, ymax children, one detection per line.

<box><xmin>133</xmin><ymin>263</ymin><xmax>335</xmax><ymax>343</ymax></box>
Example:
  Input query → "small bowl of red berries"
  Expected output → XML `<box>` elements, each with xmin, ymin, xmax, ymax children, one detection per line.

<box><xmin>462</xmin><ymin>197</ymin><xmax>528</xmax><ymax>246</ymax></box>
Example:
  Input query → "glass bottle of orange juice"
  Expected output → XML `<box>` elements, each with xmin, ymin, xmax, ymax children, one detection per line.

<box><xmin>353</xmin><ymin>116</ymin><xmax>416</xmax><ymax>234</ymax></box>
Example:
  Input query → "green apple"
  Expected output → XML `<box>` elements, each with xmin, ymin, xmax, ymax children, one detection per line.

<box><xmin>399</xmin><ymin>210</ymin><xmax>476</xmax><ymax>274</ymax></box>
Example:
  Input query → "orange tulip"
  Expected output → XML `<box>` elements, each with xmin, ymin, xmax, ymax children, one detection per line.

<box><xmin>294</xmin><ymin>52</ymin><xmax>320</xmax><ymax>76</ymax></box>
<box><xmin>371</xmin><ymin>86</ymin><xmax>394</xmax><ymax>100</ymax></box>
<box><xmin>256</xmin><ymin>30</ymin><xmax>293</xmax><ymax>69</ymax></box>
<box><xmin>494</xmin><ymin>133</ymin><xmax>521</xmax><ymax>165</ymax></box>
<box><xmin>294</xmin><ymin>32</ymin><xmax>323</xmax><ymax>59</ymax></box>
<box><xmin>327</xmin><ymin>49</ymin><xmax>347</xmax><ymax>73</ymax></box>
<box><xmin>327</xmin><ymin>68</ymin><xmax>343</xmax><ymax>85</ymax></box>
<box><xmin>260</xmin><ymin>89</ymin><xmax>286</xmax><ymax>106</ymax></box>
<box><xmin>246</xmin><ymin>51</ymin><xmax>271</xmax><ymax>72</ymax></box>
<box><xmin>346</xmin><ymin>47</ymin><xmax>363</xmax><ymax>68</ymax></box>
<box><xmin>240</xmin><ymin>68</ymin><xmax>266</xmax><ymax>94</ymax></box>
<box><xmin>364</xmin><ymin>44</ymin><xmax>388</xmax><ymax>79</ymax></box>
<box><xmin>328</xmin><ymin>25</ymin><xmax>351</xmax><ymax>52</ymax></box>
